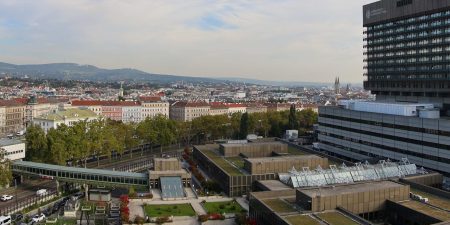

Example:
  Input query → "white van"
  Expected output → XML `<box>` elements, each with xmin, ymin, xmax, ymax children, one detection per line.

<box><xmin>0</xmin><ymin>215</ymin><xmax>12</xmax><ymax>225</ymax></box>
<box><xmin>36</xmin><ymin>189</ymin><xmax>48</xmax><ymax>196</ymax></box>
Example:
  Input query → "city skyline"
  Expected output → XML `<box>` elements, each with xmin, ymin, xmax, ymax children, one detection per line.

<box><xmin>0</xmin><ymin>0</ymin><xmax>373</xmax><ymax>83</ymax></box>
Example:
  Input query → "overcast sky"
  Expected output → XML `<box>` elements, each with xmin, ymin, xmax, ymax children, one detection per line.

<box><xmin>0</xmin><ymin>0</ymin><xmax>375</xmax><ymax>83</ymax></box>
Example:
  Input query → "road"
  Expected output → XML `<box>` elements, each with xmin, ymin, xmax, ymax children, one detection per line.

<box><xmin>0</xmin><ymin>178</ymin><xmax>55</xmax><ymax>213</ymax></box>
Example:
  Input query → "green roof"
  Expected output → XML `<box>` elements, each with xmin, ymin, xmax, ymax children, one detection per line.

<box><xmin>36</xmin><ymin>108</ymin><xmax>97</xmax><ymax>121</ymax></box>
<box><xmin>199</xmin><ymin>148</ymin><xmax>244</xmax><ymax>176</ymax></box>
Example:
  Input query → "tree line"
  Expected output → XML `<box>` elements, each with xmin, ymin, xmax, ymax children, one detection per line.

<box><xmin>24</xmin><ymin>108</ymin><xmax>317</xmax><ymax>167</ymax></box>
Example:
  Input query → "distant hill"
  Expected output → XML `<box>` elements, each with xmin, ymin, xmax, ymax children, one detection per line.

<box><xmin>0</xmin><ymin>62</ymin><xmax>224</xmax><ymax>84</ymax></box>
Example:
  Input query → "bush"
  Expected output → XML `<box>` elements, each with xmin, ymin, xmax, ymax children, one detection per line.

<box><xmin>198</xmin><ymin>215</ymin><xmax>208</xmax><ymax>222</ymax></box>
<box><xmin>173</xmin><ymin>205</ymin><xmax>178</xmax><ymax>209</ymax></box>
<box><xmin>128</xmin><ymin>186</ymin><xmax>137</xmax><ymax>198</ymax></box>
<box><xmin>155</xmin><ymin>216</ymin><xmax>171</xmax><ymax>224</ymax></box>
<box><xmin>219</xmin><ymin>204</ymin><xmax>225</xmax><ymax>209</ymax></box>
<box><xmin>230</xmin><ymin>205</ymin><xmax>236</xmax><ymax>210</ymax></box>
<box><xmin>134</xmin><ymin>216</ymin><xmax>145</xmax><ymax>225</ymax></box>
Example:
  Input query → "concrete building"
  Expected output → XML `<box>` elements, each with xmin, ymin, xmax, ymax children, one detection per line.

<box><xmin>148</xmin><ymin>158</ymin><xmax>191</xmax><ymax>200</ymax></box>
<box><xmin>169</xmin><ymin>101</ymin><xmax>210</xmax><ymax>121</ymax></box>
<box><xmin>139</xmin><ymin>96</ymin><xmax>169</xmax><ymax>119</ymax></box>
<box><xmin>33</xmin><ymin>108</ymin><xmax>98</xmax><ymax>133</ymax></box>
<box><xmin>219</xmin><ymin>142</ymin><xmax>288</xmax><ymax>157</ymax></box>
<box><xmin>318</xmin><ymin>0</ymin><xmax>450</xmax><ymax>176</ymax></box>
<box><xmin>0</xmin><ymin>138</ymin><xmax>25</xmax><ymax>161</ymax></box>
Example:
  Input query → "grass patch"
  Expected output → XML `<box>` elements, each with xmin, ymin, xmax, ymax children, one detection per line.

<box><xmin>200</xmin><ymin>149</ymin><xmax>243</xmax><ymax>176</ymax></box>
<box><xmin>144</xmin><ymin>204</ymin><xmax>196</xmax><ymax>217</ymax></box>
<box><xmin>262</xmin><ymin>198</ymin><xmax>296</xmax><ymax>213</ymax></box>
<box><xmin>317</xmin><ymin>212</ymin><xmax>359</xmax><ymax>225</ymax></box>
<box><xmin>285</xmin><ymin>215</ymin><xmax>320</xmax><ymax>225</ymax></box>
<box><xmin>411</xmin><ymin>188</ymin><xmax>450</xmax><ymax>209</ymax></box>
<box><xmin>47</xmin><ymin>218</ymin><xmax>77</xmax><ymax>225</ymax></box>
<box><xmin>203</xmin><ymin>201</ymin><xmax>246</xmax><ymax>214</ymax></box>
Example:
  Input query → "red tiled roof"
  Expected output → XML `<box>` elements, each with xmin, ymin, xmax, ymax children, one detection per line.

<box><xmin>210</xmin><ymin>102</ymin><xmax>228</xmax><ymax>109</ymax></box>
<box><xmin>224</xmin><ymin>103</ymin><xmax>246</xmax><ymax>108</ymax></box>
<box><xmin>0</xmin><ymin>99</ymin><xmax>25</xmax><ymax>107</ymax></box>
<box><xmin>139</xmin><ymin>96</ymin><xmax>162</xmax><ymax>102</ymax></box>
<box><xmin>172</xmin><ymin>101</ymin><xmax>210</xmax><ymax>108</ymax></box>
<box><xmin>72</xmin><ymin>100</ymin><xmax>140</xmax><ymax>107</ymax></box>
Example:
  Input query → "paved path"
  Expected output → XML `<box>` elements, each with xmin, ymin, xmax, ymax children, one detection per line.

<box><xmin>190</xmin><ymin>201</ymin><xmax>207</xmax><ymax>215</ymax></box>
<box><xmin>236</xmin><ymin>197</ymin><xmax>249</xmax><ymax>212</ymax></box>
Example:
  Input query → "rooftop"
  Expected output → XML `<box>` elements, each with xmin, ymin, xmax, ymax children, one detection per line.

<box><xmin>13</xmin><ymin>161</ymin><xmax>148</xmax><ymax>179</ymax></box>
<box><xmin>400</xmin><ymin>200</ymin><xmax>450</xmax><ymax>221</ymax></box>
<box><xmin>256</xmin><ymin>180</ymin><xmax>292</xmax><ymax>191</ymax></box>
<box><xmin>35</xmin><ymin>108</ymin><xmax>98</xmax><ymax>121</ymax></box>
<box><xmin>0</xmin><ymin>138</ymin><xmax>24</xmax><ymax>147</ymax></box>
<box><xmin>244</xmin><ymin>155</ymin><xmax>322</xmax><ymax>163</ymax></box>
<box><xmin>299</xmin><ymin>181</ymin><xmax>405</xmax><ymax>198</ymax></box>
<box><xmin>262</xmin><ymin>198</ymin><xmax>297</xmax><ymax>213</ymax></box>
<box><xmin>284</xmin><ymin>215</ymin><xmax>320</xmax><ymax>225</ymax></box>
<box><xmin>196</xmin><ymin>144</ymin><xmax>244</xmax><ymax>176</ymax></box>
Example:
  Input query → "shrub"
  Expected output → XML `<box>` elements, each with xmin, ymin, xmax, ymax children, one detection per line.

<box><xmin>128</xmin><ymin>186</ymin><xmax>137</xmax><ymax>198</ymax></box>
<box><xmin>219</xmin><ymin>204</ymin><xmax>225</xmax><ymax>209</ymax></box>
<box><xmin>198</xmin><ymin>215</ymin><xmax>208</xmax><ymax>222</ymax></box>
<box><xmin>173</xmin><ymin>205</ymin><xmax>178</xmax><ymax>209</ymax></box>
<box><xmin>230</xmin><ymin>205</ymin><xmax>236</xmax><ymax>210</ymax></box>
<box><xmin>134</xmin><ymin>216</ymin><xmax>145</xmax><ymax>225</ymax></box>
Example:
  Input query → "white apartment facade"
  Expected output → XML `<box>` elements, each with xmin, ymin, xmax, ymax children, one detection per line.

<box><xmin>139</xmin><ymin>96</ymin><xmax>169</xmax><ymax>119</ymax></box>
<box><xmin>33</xmin><ymin>108</ymin><xmax>98</xmax><ymax>133</ymax></box>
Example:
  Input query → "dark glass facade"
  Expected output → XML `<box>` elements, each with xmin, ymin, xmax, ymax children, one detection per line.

<box><xmin>363</xmin><ymin>1</ymin><xmax>450</xmax><ymax>100</ymax></box>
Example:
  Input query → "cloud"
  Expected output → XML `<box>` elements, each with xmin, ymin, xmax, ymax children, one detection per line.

<box><xmin>0</xmin><ymin>0</ymin><xmax>374</xmax><ymax>83</ymax></box>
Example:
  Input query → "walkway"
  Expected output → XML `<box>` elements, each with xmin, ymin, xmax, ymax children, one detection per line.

<box><xmin>12</xmin><ymin>161</ymin><xmax>148</xmax><ymax>187</ymax></box>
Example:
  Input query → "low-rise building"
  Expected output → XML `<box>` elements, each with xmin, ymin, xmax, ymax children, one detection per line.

<box><xmin>0</xmin><ymin>100</ymin><xmax>25</xmax><ymax>136</ymax></box>
<box><xmin>33</xmin><ymin>108</ymin><xmax>98</xmax><ymax>133</ymax></box>
<box><xmin>225</xmin><ymin>103</ymin><xmax>247</xmax><ymax>115</ymax></box>
<box><xmin>0</xmin><ymin>138</ymin><xmax>25</xmax><ymax>161</ymax></box>
<box><xmin>209</xmin><ymin>102</ymin><xmax>228</xmax><ymax>116</ymax></box>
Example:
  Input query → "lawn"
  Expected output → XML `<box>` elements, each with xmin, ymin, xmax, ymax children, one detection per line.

<box><xmin>144</xmin><ymin>203</ymin><xmax>196</xmax><ymax>217</ymax></box>
<box><xmin>203</xmin><ymin>201</ymin><xmax>246</xmax><ymax>214</ymax></box>
<box><xmin>316</xmin><ymin>212</ymin><xmax>359</xmax><ymax>225</ymax></box>
<box><xmin>284</xmin><ymin>215</ymin><xmax>320</xmax><ymax>225</ymax></box>
<box><xmin>262</xmin><ymin>198</ymin><xmax>296</xmax><ymax>213</ymax></box>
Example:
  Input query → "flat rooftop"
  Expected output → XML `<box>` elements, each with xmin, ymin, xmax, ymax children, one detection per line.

<box><xmin>195</xmin><ymin>144</ymin><xmax>244</xmax><ymax>176</ymax></box>
<box><xmin>400</xmin><ymin>200</ymin><xmax>450</xmax><ymax>221</ymax></box>
<box><xmin>154</xmin><ymin>158</ymin><xmax>179</xmax><ymax>162</ymax></box>
<box><xmin>257</xmin><ymin>180</ymin><xmax>292</xmax><ymax>191</ymax></box>
<box><xmin>299</xmin><ymin>181</ymin><xmax>404</xmax><ymax>198</ymax></box>
<box><xmin>220</xmin><ymin>141</ymin><xmax>285</xmax><ymax>148</ymax></box>
<box><xmin>0</xmin><ymin>138</ymin><xmax>24</xmax><ymax>146</ymax></box>
<box><xmin>244</xmin><ymin>155</ymin><xmax>322</xmax><ymax>163</ymax></box>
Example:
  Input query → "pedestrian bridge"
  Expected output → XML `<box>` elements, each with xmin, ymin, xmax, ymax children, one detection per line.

<box><xmin>12</xmin><ymin>161</ymin><xmax>149</xmax><ymax>187</ymax></box>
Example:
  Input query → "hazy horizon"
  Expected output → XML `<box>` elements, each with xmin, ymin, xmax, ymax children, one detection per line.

<box><xmin>0</xmin><ymin>0</ymin><xmax>375</xmax><ymax>83</ymax></box>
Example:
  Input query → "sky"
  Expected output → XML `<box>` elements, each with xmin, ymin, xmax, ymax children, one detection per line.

<box><xmin>0</xmin><ymin>0</ymin><xmax>375</xmax><ymax>83</ymax></box>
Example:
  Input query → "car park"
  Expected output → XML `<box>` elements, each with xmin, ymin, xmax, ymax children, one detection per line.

<box><xmin>0</xmin><ymin>195</ymin><xmax>13</xmax><ymax>201</ymax></box>
<box><xmin>31</xmin><ymin>214</ymin><xmax>45</xmax><ymax>223</ymax></box>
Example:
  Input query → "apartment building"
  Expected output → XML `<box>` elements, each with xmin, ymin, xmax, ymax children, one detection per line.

<box><xmin>225</xmin><ymin>103</ymin><xmax>247</xmax><ymax>115</ymax></box>
<box><xmin>121</xmin><ymin>101</ymin><xmax>142</xmax><ymax>123</ymax></box>
<box><xmin>209</xmin><ymin>102</ymin><xmax>228</xmax><ymax>116</ymax></box>
<box><xmin>169</xmin><ymin>101</ymin><xmax>210</xmax><ymax>121</ymax></box>
<box><xmin>0</xmin><ymin>100</ymin><xmax>25</xmax><ymax>136</ymax></box>
<box><xmin>139</xmin><ymin>96</ymin><xmax>169</xmax><ymax>119</ymax></box>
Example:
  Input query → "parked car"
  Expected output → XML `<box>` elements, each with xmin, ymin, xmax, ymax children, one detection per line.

<box><xmin>31</xmin><ymin>214</ymin><xmax>45</xmax><ymax>223</ymax></box>
<box><xmin>36</xmin><ymin>189</ymin><xmax>48</xmax><ymax>196</ymax></box>
<box><xmin>0</xmin><ymin>215</ymin><xmax>12</xmax><ymax>225</ymax></box>
<box><xmin>11</xmin><ymin>214</ymin><xmax>23</xmax><ymax>222</ymax></box>
<box><xmin>0</xmin><ymin>195</ymin><xmax>13</xmax><ymax>201</ymax></box>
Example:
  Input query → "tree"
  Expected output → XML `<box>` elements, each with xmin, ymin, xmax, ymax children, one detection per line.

<box><xmin>25</xmin><ymin>124</ymin><xmax>48</xmax><ymax>162</ymax></box>
<box><xmin>136</xmin><ymin>118</ymin><xmax>157</xmax><ymax>154</ymax></box>
<box><xmin>0</xmin><ymin>148</ymin><xmax>12</xmax><ymax>187</ymax></box>
<box><xmin>288</xmin><ymin>104</ymin><xmax>298</xmax><ymax>130</ymax></box>
<box><xmin>46</xmin><ymin>128</ymin><xmax>68</xmax><ymax>165</ymax></box>
<box><xmin>239</xmin><ymin>112</ymin><xmax>249</xmax><ymax>139</ymax></box>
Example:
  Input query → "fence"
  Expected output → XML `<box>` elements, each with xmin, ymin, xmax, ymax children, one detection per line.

<box><xmin>0</xmin><ymin>189</ymin><xmax>57</xmax><ymax>215</ymax></box>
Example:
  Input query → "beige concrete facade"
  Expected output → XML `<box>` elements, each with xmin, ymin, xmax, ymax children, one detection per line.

<box><xmin>296</xmin><ymin>181</ymin><xmax>410</xmax><ymax>214</ymax></box>
<box><xmin>153</xmin><ymin>158</ymin><xmax>182</xmax><ymax>171</ymax></box>
<box><xmin>0</xmin><ymin>101</ymin><xmax>25</xmax><ymax>136</ymax></box>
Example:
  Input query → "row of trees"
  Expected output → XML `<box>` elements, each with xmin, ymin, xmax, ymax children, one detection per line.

<box><xmin>25</xmin><ymin>108</ymin><xmax>317</xmax><ymax>166</ymax></box>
